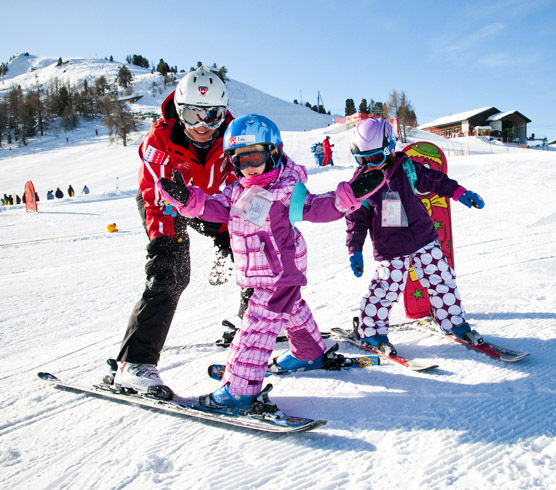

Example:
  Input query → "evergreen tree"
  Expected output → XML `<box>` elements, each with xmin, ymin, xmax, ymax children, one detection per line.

<box><xmin>345</xmin><ymin>98</ymin><xmax>356</xmax><ymax>116</ymax></box>
<box><xmin>117</xmin><ymin>65</ymin><xmax>133</xmax><ymax>89</ymax></box>
<box><xmin>157</xmin><ymin>59</ymin><xmax>171</xmax><ymax>76</ymax></box>
<box><xmin>359</xmin><ymin>98</ymin><xmax>369</xmax><ymax>114</ymax></box>
<box><xmin>127</xmin><ymin>54</ymin><xmax>149</xmax><ymax>68</ymax></box>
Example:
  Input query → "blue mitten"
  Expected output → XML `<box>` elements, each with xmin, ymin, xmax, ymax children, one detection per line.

<box><xmin>349</xmin><ymin>251</ymin><xmax>364</xmax><ymax>277</ymax></box>
<box><xmin>458</xmin><ymin>190</ymin><xmax>485</xmax><ymax>209</ymax></box>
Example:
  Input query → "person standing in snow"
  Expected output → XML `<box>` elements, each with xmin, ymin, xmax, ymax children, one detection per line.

<box><xmin>55</xmin><ymin>188</ymin><xmax>64</xmax><ymax>199</ymax></box>
<box><xmin>68</xmin><ymin>185</ymin><xmax>75</xmax><ymax>197</ymax></box>
<box><xmin>157</xmin><ymin>114</ymin><xmax>381</xmax><ymax>411</ymax></box>
<box><xmin>110</xmin><ymin>67</ymin><xmax>243</xmax><ymax>394</ymax></box>
<box><xmin>345</xmin><ymin>118</ymin><xmax>486</xmax><ymax>355</ymax></box>
<box><xmin>322</xmin><ymin>135</ymin><xmax>334</xmax><ymax>166</ymax></box>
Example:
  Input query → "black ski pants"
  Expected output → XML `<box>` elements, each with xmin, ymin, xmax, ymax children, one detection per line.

<box><xmin>117</xmin><ymin>192</ymin><xmax>191</xmax><ymax>364</ymax></box>
<box><xmin>117</xmin><ymin>192</ymin><xmax>252</xmax><ymax>365</ymax></box>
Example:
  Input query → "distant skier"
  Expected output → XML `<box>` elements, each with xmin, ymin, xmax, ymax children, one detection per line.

<box><xmin>345</xmin><ymin>118</ymin><xmax>486</xmax><ymax>356</ymax></box>
<box><xmin>68</xmin><ymin>185</ymin><xmax>75</xmax><ymax>197</ymax></box>
<box><xmin>55</xmin><ymin>188</ymin><xmax>64</xmax><ymax>199</ymax></box>
<box><xmin>82</xmin><ymin>185</ymin><xmax>90</xmax><ymax>195</ymax></box>
<box><xmin>47</xmin><ymin>190</ymin><xmax>54</xmax><ymax>200</ymax></box>
<box><xmin>322</xmin><ymin>135</ymin><xmax>334</xmax><ymax>166</ymax></box>
<box><xmin>158</xmin><ymin>114</ymin><xmax>382</xmax><ymax>412</ymax></box>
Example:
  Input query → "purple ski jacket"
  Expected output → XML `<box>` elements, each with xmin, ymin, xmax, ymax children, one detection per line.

<box><xmin>346</xmin><ymin>152</ymin><xmax>462</xmax><ymax>261</ymax></box>
<box><xmin>197</xmin><ymin>155</ymin><xmax>346</xmax><ymax>289</ymax></box>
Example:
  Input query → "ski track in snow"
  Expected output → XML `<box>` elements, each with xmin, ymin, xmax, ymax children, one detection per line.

<box><xmin>1</xmin><ymin>125</ymin><xmax>556</xmax><ymax>489</ymax></box>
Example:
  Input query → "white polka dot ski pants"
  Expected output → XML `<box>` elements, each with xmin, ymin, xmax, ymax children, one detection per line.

<box><xmin>359</xmin><ymin>240</ymin><xmax>466</xmax><ymax>338</ymax></box>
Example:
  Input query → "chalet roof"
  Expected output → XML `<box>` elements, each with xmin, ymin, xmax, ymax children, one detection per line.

<box><xmin>418</xmin><ymin>107</ymin><xmax>496</xmax><ymax>129</ymax></box>
<box><xmin>487</xmin><ymin>110</ymin><xmax>531</xmax><ymax>123</ymax></box>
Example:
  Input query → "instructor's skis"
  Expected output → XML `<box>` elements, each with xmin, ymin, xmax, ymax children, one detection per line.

<box><xmin>216</xmin><ymin>319</ymin><xmax>331</xmax><ymax>348</ymax></box>
<box><xmin>37</xmin><ymin>372</ymin><xmax>326</xmax><ymax>433</ymax></box>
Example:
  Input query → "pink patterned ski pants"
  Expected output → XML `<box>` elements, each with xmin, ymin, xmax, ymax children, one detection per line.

<box><xmin>222</xmin><ymin>287</ymin><xmax>326</xmax><ymax>395</ymax></box>
<box><xmin>359</xmin><ymin>241</ymin><xmax>466</xmax><ymax>338</ymax></box>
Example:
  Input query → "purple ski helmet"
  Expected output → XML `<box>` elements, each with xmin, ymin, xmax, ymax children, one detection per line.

<box><xmin>351</xmin><ymin>118</ymin><xmax>396</xmax><ymax>156</ymax></box>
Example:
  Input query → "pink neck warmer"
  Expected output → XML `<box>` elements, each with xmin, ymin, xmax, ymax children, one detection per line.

<box><xmin>239</xmin><ymin>168</ymin><xmax>280</xmax><ymax>189</ymax></box>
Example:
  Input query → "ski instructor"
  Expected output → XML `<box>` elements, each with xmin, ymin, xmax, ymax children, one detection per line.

<box><xmin>110</xmin><ymin>66</ymin><xmax>242</xmax><ymax>394</ymax></box>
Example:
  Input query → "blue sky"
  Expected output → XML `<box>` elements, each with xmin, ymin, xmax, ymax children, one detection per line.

<box><xmin>2</xmin><ymin>0</ymin><xmax>555</xmax><ymax>140</ymax></box>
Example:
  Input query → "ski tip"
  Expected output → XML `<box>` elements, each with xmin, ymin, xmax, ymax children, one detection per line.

<box><xmin>305</xmin><ymin>419</ymin><xmax>327</xmax><ymax>431</ymax></box>
<box><xmin>500</xmin><ymin>352</ymin><xmax>530</xmax><ymax>362</ymax></box>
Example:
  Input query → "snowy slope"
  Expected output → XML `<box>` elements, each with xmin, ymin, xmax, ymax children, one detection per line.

<box><xmin>1</xmin><ymin>53</ymin><xmax>336</xmax><ymax>131</ymax></box>
<box><xmin>1</xmin><ymin>97</ymin><xmax>556</xmax><ymax>489</ymax></box>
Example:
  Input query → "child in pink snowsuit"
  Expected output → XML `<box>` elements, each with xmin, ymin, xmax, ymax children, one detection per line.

<box><xmin>158</xmin><ymin>114</ymin><xmax>380</xmax><ymax>412</ymax></box>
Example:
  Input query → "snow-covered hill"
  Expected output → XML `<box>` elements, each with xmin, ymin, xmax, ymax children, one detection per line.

<box><xmin>1</xmin><ymin>53</ymin><xmax>336</xmax><ymax>131</ymax></box>
<box><xmin>1</xmin><ymin>60</ymin><xmax>555</xmax><ymax>489</ymax></box>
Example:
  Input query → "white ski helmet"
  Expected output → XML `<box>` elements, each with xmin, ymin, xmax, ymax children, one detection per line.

<box><xmin>174</xmin><ymin>67</ymin><xmax>228</xmax><ymax>129</ymax></box>
<box><xmin>175</xmin><ymin>66</ymin><xmax>228</xmax><ymax>107</ymax></box>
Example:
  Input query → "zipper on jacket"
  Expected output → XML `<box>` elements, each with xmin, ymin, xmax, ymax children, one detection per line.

<box><xmin>259</xmin><ymin>236</ymin><xmax>278</xmax><ymax>272</ymax></box>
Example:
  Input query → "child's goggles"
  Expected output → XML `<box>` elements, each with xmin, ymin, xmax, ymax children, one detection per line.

<box><xmin>354</xmin><ymin>149</ymin><xmax>388</xmax><ymax>167</ymax></box>
<box><xmin>177</xmin><ymin>104</ymin><xmax>226</xmax><ymax>130</ymax></box>
<box><xmin>230</xmin><ymin>150</ymin><xmax>271</xmax><ymax>170</ymax></box>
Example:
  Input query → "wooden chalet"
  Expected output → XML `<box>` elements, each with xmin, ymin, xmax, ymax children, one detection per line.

<box><xmin>418</xmin><ymin>107</ymin><xmax>531</xmax><ymax>142</ymax></box>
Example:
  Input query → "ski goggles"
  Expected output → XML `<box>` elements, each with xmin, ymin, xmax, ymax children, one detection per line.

<box><xmin>230</xmin><ymin>150</ymin><xmax>272</xmax><ymax>170</ymax></box>
<box><xmin>176</xmin><ymin>105</ymin><xmax>226</xmax><ymax>130</ymax></box>
<box><xmin>353</xmin><ymin>149</ymin><xmax>388</xmax><ymax>167</ymax></box>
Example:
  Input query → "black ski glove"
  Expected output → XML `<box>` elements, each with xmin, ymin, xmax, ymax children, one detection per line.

<box><xmin>350</xmin><ymin>169</ymin><xmax>385</xmax><ymax>198</ymax></box>
<box><xmin>159</xmin><ymin>171</ymin><xmax>190</xmax><ymax>205</ymax></box>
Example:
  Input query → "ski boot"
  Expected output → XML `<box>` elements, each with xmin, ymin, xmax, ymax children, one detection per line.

<box><xmin>268</xmin><ymin>343</ymin><xmax>347</xmax><ymax>373</ymax></box>
<box><xmin>199</xmin><ymin>383</ymin><xmax>278</xmax><ymax>414</ymax></box>
<box><xmin>269</xmin><ymin>349</ymin><xmax>325</xmax><ymax>373</ymax></box>
<box><xmin>362</xmin><ymin>334</ymin><xmax>397</xmax><ymax>356</ymax></box>
<box><xmin>105</xmin><ymin>359</ymin><xmax>173</xmax><ymax>400</ymax></box>
<box><xmin>448</xmin><ymin>322</ymin><xmax>484</xmax><ymax>345</ymax></box>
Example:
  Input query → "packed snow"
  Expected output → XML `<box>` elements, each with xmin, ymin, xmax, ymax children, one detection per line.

<box><xmin>1</xmin><ymin>56</ymin><xmax>556</xmax><ymax>490</ymax></box>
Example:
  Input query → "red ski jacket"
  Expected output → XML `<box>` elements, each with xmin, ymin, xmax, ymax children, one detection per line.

<box><xmin>138</xmin><ymin>91</ymin><xmax>236</xmax><ymax>239</ymax></box>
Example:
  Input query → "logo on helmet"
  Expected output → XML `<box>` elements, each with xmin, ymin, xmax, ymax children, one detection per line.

<box><xmin>228</xmin><ymin>135</ymin><xmax>256</xmax><ymax>146</ymax></box>
<box><xmin>198</xmin><ymin>86</ymin><xmax>209</xmax><ymax>96</ymax></box>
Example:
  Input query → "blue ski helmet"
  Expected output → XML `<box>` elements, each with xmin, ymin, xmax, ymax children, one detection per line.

<box><xmin>224</xmin><ymin>114</ymin><xmax>282</xmax><ymax>156</ymax></box>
